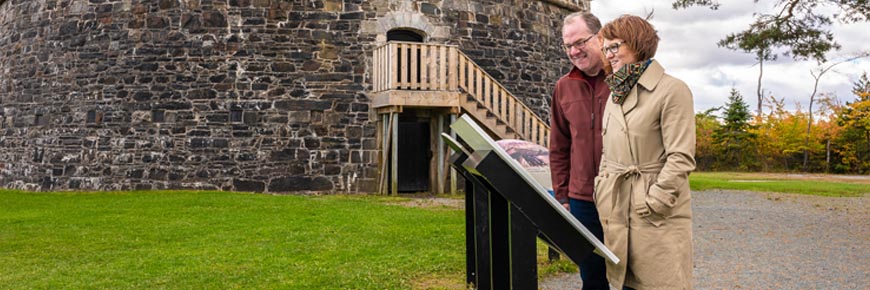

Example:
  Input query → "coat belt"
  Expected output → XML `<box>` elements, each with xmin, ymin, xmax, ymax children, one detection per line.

<box><xmin>601</xmin><ymin>159</ymin><xmax>666</xmax><ymax>220</ymax></box>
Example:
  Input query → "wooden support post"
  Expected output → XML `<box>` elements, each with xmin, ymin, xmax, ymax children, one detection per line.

<box><xmin>378</xmin><ymin>113</ymin><xmax>393</xmax><ymax>195</ymax></box>
<box><xmin>391</xmin><ymin>112</ymin><xmax>399</xmax><ymax>196</ymax></box>
<box><xmin>437</xmin><ymin>114</ymin><xmax>445</xmax><ymax>194</ymax></box>
<box><xmin>450</xmin><ymin>114</ymin><xmax>457</xmax><ymax>195</ymax></box>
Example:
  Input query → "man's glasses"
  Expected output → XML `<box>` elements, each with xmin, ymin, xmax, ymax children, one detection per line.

<box><xmin>601</xmin><ymin>42</ymin><xmax>623</xmax><ymax>55</ymax></box>
<box><xmin>562</xmin><ymin>34</ymin><xmax>595</xmax><ymax>51</ymax></box>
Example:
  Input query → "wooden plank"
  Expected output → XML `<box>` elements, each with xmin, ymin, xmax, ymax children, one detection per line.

<box><xmin>373</xmin><ymin>47</ymin><xmax>379</xmax><ymax>92</ymax></box>
<box><xmin>429</xmin><ymin>45</ymin><xmax>437</xmax><ymax>91</ymax></box>
<box><xmin>475</xmin><ymin>67</ymin><xmax>482</xmax><ymax>101</ymax></box>
<box><xmin>372</xmin><ymin>90</ymin><xmax>461</xmax><ymax>108</ymax></box>
<box><xmin>518</xmin><ymin>107</ymin><xmax>526</xmax><ymax>138</ymax></box>
<box><xmin>399</xmin><ymin>43</ymin><xmax>408</xmax><ymax>89</ymax></box>
<box><xmin>420</xmin><ymin>45</ymin><xmax>429</xmax><ymax>90</ymax></box>
<box><xmin>386</xmin><ymin>45</ymin><xmax>392</xmax><ymax>90</ymax></box>
<box><xmin>381</xmin><ymin>45</ymin><xmax>387</xmax><ymax>91</ymax></box>
<box><xmin>390</xmin><ymin>43</ymin><xmax>398</xmax><ymax>89</ymax></box>
<box><xmin>481</xmin><ymin>76</ymin><xmax>492</xmax><ymax>111</ymax></box>
<box><xmin>531</xmin><ymin>119</ymin><xmax>538</xmax><ymax>145</ymax></box>
<box><xmin>492</xmin><ymin>88</ymin><xmax>500</xmax><ymax>116</ymax></box>
<box><xmin>542</xmin><ymin>123</ymin><xmax>549</xmax><ymax>147</ymax></box>
<box><xmin>410</xmin><ymin>43</ymin><xmax>418</xmax><ymax>90</ymax></box>
<box><xmin>439</xmin><ymin>46</ymin><xmax>447</xmax><ymax>90</ymax></box>
<box><xmin>501</xmin><ymin>90</ymin><xmax>508</xmax><ymax>120</ymax></box>
<box><xmin>509</xmin><ymin>98</ymin><xmax>516</xmax><ymax>133</ymax></box>
<box><xmin>528</xmin><ymin>111</ymin><xmax>534</xmax><ymax>142</ymax></box>
<box><xmin>494</xmin><ymin>84</ymin><xmax>500</xmax><ymax>114</ymax></box>
<box><xmin>459</xmin><ymin>56</ymin><xmax>466</xmax><ymax>91</ymax></box>
<box><xmin>448</xmin><ymin>47</ymin><xmax>457</xmax><ymax>91</ymax></box>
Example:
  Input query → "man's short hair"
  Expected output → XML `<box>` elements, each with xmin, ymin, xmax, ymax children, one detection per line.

<box><xmin>563</xmin><ymin>12</ymin><xmax>601</xmax><ymax>34</ymax></box>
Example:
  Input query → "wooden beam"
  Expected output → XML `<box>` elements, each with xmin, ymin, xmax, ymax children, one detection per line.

<box><xmin>371</xmin><ymin>90</ymin><xmax>461</xmax><ymax>109</ymax></box>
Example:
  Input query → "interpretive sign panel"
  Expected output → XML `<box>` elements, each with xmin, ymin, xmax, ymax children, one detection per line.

<box><xmin>444</xmin><ymin>114</ymin><xmax>618</xmax><ymax>289</ymax></box>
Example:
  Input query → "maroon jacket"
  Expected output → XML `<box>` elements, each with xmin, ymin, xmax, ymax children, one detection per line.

<box><xmin>549</xmin><ymin>67</ymin><xmax>609</xmax><ymax>203</ymax></box>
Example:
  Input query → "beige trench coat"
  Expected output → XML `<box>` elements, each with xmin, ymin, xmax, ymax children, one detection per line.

<box><xmin>594</xmin><ymin>60</ymin><xmax>696</xmax><ymax>290</ymax></box>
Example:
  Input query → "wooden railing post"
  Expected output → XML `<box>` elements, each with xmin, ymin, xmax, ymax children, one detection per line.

<box><xmin>449</xmin><ymin>47</ymin><xmax>458</xmax><ymax>91</ymax></box>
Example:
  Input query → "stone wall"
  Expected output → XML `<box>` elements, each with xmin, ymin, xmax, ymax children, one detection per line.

<box><xmin>0</xmin><ymin>0</ymin><xmax>582</xmax><ymax>193</ymax></box>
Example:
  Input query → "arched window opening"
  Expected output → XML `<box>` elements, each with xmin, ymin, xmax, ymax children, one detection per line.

<box><xmin>387</xmin><ymin>29</ymin><xmax>424</xmax><ymax>42</ymax></box>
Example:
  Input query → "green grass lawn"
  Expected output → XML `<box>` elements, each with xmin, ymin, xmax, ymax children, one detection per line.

<box><xmin>0</xmin><ymin>190</ymin><xmax>574</xmax><ymax>289</ymax></box>
<box><xmin>0</xmin><ymin>190</ymin><xmax>470</xmax><ymax>289</ymax></box>
<box><xmin>690</xmin><ymin>172</ymin><xmax>870</xmax><ymax>197</ymax></box>
<box><xmin>3</xmin><ymin>172</ymin><xmax>861</xmax><ymax>289</ymax></box>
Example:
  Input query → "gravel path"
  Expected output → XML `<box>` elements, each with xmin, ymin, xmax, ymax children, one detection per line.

<box><xmin>539</xmin><ymin>190</ymin><xmax>870</xmax><ymax>290</ymax></box>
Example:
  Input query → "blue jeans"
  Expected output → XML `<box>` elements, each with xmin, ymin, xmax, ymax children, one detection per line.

<box><xmin>570</xmin><ymin>199</ymin><xmax>608</xmax><ymax>290</ymax></box>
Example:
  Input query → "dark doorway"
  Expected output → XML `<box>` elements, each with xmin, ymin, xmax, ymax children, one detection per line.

<box><xmin>387</xmin><ymin>29</ymin><xmax>424</xmax><ymax>42</ymax></box>
<box><xmin>397</xmin><ymin>116</ymin><xmax>431</xmax><ymax>192</ymax></box>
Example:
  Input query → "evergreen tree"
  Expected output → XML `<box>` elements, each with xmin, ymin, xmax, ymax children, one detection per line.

<box><xmin>713</xmin><ymin>88</ymin><xmax>757</xmax><ymax>170</ymax></box>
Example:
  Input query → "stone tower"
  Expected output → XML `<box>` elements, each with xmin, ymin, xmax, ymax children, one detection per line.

<box><xmin>0</xmin><ymin>0</ymin><xmax>588</xmax><ymax>193</ymax></box>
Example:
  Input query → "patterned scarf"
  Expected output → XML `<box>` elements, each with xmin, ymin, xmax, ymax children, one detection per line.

<box><xmin>605</xmin><ymin>59</ymin><xmax>652</xmax><ymax>105</ymax></box>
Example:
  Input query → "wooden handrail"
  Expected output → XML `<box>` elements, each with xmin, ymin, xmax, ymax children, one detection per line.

<box><xmin>372</xmin><ymin>41</ymin><xmax>550</xmax><ymax>147</ymax></box>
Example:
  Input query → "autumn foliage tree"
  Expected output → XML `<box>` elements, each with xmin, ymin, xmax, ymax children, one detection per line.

<box><xmin>832</xmin><ymin>72</ymin><xmax>870</xmax><ymax>173</ymax></box>
<box><xmin>694</xmin><ymin>74</ymin><xmax>870</xmax><ymax>174</ymax></box>
<box><xmin>694</xmin><ymin>108</ymin><xmax>721</xmax><ymax>171</ymax></box>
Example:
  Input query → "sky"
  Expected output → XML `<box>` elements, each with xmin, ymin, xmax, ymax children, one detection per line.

<box><xmin>589</xmin><ymin>0</ymin><xmax>870</xmax><ymax>114</ymax></box>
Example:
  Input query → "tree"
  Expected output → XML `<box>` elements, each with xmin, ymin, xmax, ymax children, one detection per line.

<box><xmin>802</xmin><ymin>53</ymin><xmax>870</xmax><ymax>171</ymax></box>
<box><xmin>713</xmin><ymin>88</ymin><xmax>757</xmax><ymax>169</ymax></box>
<box><xmin>834</xmin><ymin>72</ymin><xmax>870</xmax><ymax>173</ymax></box>
<box><xmin>695</xmin><ymin>108</ymin><xmax>721</xmax><ymax>170</ymax></box>
<box><xmin>815</xmin><ymin>94</ymin><xmax>846</xmax><ymax>172</ymax></box>
<box><xmin>672</xmin><ymin>0</ymin><xmax>869</xmax><ymax>63</ymax></box>
<box><xmin>673</xmin><ymin>0</ymin><xmax>870</xmax><ymax>118</ymax></box>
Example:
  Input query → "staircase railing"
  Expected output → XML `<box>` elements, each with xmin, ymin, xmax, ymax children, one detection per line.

<box><xmin>372</xmin><ymin>41</ymin><xmax>549</xmax><ymax>147</ymax></box>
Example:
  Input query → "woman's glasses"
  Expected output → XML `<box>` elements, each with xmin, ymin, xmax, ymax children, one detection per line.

<box><xmin>601</xmin><ymin>42</ymin><xmax>623</xmax><ymax>55</ymax></box>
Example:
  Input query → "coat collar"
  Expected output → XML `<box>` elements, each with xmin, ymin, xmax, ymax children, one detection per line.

<box><xmin>620</xmin><ymin>60</ymin><xmax>665</xmax><ymax>114</ymax></box>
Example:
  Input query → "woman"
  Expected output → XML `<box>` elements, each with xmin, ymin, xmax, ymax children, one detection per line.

<box><xmin>593</xmin><ymin>15</ymin><xmax>696</xmax><ymax>290</ymax></box>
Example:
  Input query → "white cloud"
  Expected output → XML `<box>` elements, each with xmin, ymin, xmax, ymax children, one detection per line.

<box><xmin>590</xmin><ymin>0</ymin><xmax>870</xmax><ymax>113</ymax></box>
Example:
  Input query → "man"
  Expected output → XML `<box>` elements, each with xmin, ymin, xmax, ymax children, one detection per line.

<box><xmin>549</xmin><ymin>12</ymin><xmax>609</xmax><ymax>290</ymax></box>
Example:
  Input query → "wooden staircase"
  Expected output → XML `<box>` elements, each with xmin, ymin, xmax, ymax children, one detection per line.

<box><xmin>371</xmin><ymin>41</ymin><xmax>549</xmax><ymax>147</ymax></box>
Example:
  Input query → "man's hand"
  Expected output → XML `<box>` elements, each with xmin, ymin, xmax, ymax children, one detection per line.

<box><xmin>562</xmin><ymin>203</ymin><xmax>570</xmax><ymax>210</ymax></box>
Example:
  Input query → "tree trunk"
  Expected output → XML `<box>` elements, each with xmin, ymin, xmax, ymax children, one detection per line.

<box><xmin>756</xmin><ymin>57</ymin><xmax>764</xmax><ymax>118</ymax></box>
<box><xmin>803</xmin><ymin>81</ymin><xmax>817</xmax><ymax>172</ymax></box>
<box><xmin>825</xmin><ymin>138</ymin><xmax>831</xmax><ymax>173</ymax></box>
